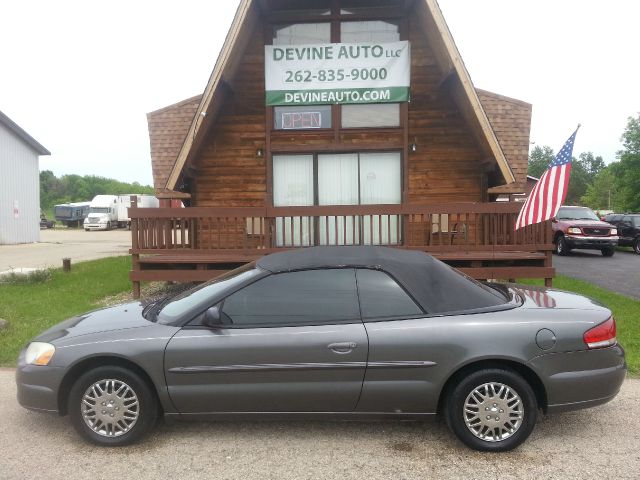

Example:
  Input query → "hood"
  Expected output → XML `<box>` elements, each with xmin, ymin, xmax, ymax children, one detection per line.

<box><xmin>32</xmin><ymin>302</ymin><xmax>152</xmax><ymax>343</ymax></box>
<box><xmin>509</xmin><ymin>284</ymin><xmax>609</xmax><ymax>312</ymax></box>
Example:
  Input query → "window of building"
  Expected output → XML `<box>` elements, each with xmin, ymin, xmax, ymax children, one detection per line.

<box><xmin>221</xmin><ymin>269</ymin><xmax>360</xmax><ymax>326</ymax></box>
<box><xmin>274</xmin><ymin>105</ymin><xmax>332</xmax><ymax>130</ymax></box>
<box><xmin>340</xmin><ymin>0</ymin><xmax>404</xmax><ymax>15</ymax></box>
<box><xmin>270</xmin><ymin>0</ymin><xmax>332</xmax><ymax>17</ymax></box>
<box><xmin>341</xmin><ymin>103</ymin><xmax>400</xmax><ymax>128</ymax></box>
<box><xmin>340</xmin><ymin>20</ymin><xmax>400</xmax><ymax>43</ymax></box>
<box><xmin>356</xmin><ymin>269</ymin><xmax>422</xmax><ymax>319</ymax></box>
<box><xmin>273</xmin><ymin>22</ymin><xmax>331</xmax><ymax>45</ymax></box>
<box><xmin>272</xmin><ymin>152</ymin><xmax>401</xmax><ymax>246</ymax></box>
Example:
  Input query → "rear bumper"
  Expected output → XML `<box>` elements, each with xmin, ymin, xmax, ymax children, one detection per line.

<box><xmin>565</xmin><ymin>235</ymin><xmax>618</xmax><ymax>250</ymax></box>
<box><xmin>529</xmin><ymin>344</ymin><xmax>626</xmax><ymax>414</ymax></box>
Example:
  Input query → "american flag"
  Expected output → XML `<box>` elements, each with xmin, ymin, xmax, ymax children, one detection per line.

<box><xmin>515</xmin><ymin>127</ymin><xmax>580</xmax><ymax>230</ymax></box>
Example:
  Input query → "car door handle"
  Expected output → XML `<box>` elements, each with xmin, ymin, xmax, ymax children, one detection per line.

<box><xmin>327</xmin><ymin>342</ymin><xmax>357</xmax><ymax>353</ymax></box>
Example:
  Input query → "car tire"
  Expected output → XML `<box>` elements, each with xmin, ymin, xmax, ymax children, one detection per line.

<box><xmin>68</xmin><ymin>366</ymin><xmax>158</xmax><ymax>446</ymax></box>
<box><xmin>555</xmin><ymin>236</ymin><xmax>569</xmax><ymax>256</ymax></box>
<box><xmin>444</xmin><ymin>368</ymin><xmax>538</xmax><ymax>452</ymax></box>
<box><xmin>634</xmin><ymin>238</ymin><xmax>640</xmax><ymax>255</ymax></box>
<box><xmin>601</xmin><ymin>247</ymin><xmax>615</xmax><ymax>257</ymax></box>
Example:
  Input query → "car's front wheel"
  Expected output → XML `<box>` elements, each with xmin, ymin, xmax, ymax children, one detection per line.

<box><xmin>445</xmin><ymin>368</ymin><xmax>538</xmax><ymax>452</ymax></box>
<box><xmin>68</xmin><ymin>366</ymin><xmax>157</xmax><ymax>446</ymax></box>
<box><xmin>601</xmin><ymin>247</ymin><xmax>615</xmax><ymax>257</ymax></box>
<box><xmin>633</xmin><ymin>238</ymin><xmax>640</xmax><ymax>255</ymax></box>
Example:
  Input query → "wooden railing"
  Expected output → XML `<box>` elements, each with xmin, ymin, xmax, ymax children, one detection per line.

<box><xmin>129</xmin><ymin>202</ymin><xmax>553</xmax><ymax>254</ymax></box>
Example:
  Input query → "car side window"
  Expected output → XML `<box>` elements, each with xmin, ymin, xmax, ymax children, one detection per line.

<box><xmin>221</xmin><ymin>269</ymin><xmax>360</xmax><ymax>327</ymax></box>
<box><xmin>356</xmin><ymin>269</ymin><xmax>423</xmax><ymax>320</ymax></box>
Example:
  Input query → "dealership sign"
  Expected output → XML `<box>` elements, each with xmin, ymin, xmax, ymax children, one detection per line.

<box><xmin>265</xmin><ymin>41</ymin><xmax>410</xmax><ymax>106</ymax></box>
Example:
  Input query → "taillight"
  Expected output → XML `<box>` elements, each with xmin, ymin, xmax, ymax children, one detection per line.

<box><xmin>583</xmin><ymin>316</ymin><xmax>617</xmax><ymax>349</ymax></box>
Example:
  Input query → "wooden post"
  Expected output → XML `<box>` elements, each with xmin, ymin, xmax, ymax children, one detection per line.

<box><xmin>62</xmin><ymin>258</ymin><xmax>71</xmax><ymax>272</ymax></box>
<box><xmin>130</xmin><ymin>195</ymin><xmax>141</xmax><ymax>299</ymax></box>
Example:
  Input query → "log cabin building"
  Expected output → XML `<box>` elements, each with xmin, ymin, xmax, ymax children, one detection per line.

<box><xmin>132</xmin><ymin>0</ymin><xmax>553</xmax><ymax>297</ymax></box>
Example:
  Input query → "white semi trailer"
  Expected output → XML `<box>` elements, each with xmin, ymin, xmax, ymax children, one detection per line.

<box><xmin>116</xmin><ymin>194</ymin><xmax>159</xmax><ymax>229</ymax></box>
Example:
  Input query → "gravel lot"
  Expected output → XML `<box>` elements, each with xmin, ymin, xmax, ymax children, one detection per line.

<box><xmin>0</xmin><ymin>229</ymin><xmax>131</xmax><ymax>272</ymax></box>
<box><xmin>0</xmin><ymin>369</ymin><xmax>638</xmax><ymax>480</ymax></box>
<box><xmin>554</xmin><ymin>249</ymin><xmax>640</xmax><ymax>299</ymax></box>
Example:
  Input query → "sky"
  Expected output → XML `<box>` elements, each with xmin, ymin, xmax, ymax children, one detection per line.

<box><xmin>1</xmin><ymin>0</ymin><xmax>638</xmax><ymax>186</ymax></box>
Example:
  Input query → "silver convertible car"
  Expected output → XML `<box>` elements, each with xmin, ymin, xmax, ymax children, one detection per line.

<box><xmin>17</xmin><ymin>247</ymin><xmax>625</xmax><ymax>451</ymax></box>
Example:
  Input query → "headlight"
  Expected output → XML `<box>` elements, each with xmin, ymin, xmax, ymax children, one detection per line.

<box><xmin>611</xmin><ymin>228</ymin><xmax>618</xmax><ymax>235</ymax></box>
<box><xmin>25</xmin><ymin>342</ymin><xmax>55</xmax><ymax>366</ymax></box>
<box><xmin>99</xmin><ymin>218</ymin><xmax>107</xmax><ymax>224</ymax></box>
<box><xmin>567</xmin><ymin>227</ymin><xmax>582</xmax><ymax>235</ymax></box>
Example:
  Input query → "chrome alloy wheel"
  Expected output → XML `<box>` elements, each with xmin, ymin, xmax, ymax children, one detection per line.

<box><xmin>463</xmin><ymin>382</ymin><xmax>524</xmax><ymax>442</ymax></box>
<box><xmin>81</xmin><ymin>379</ymin><xmax>140</xmax><ymax>437</ymax></box>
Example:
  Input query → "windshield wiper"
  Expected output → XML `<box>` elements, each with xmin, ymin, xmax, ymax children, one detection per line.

<box><xmin>141</xmin><ymin>295</ymin><xmax>172</xmax><ymax>322</ymax></box>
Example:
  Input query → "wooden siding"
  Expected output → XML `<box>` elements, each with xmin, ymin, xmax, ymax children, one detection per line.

<box><xmin>191</xmin><ymin>28</ymin><xmax>267</xmax><ymax>208</ymax></box>
<box><xmin>407</xmin><ymin>15</ymin><xmax>484</xmax><ymax>204</ymax></box>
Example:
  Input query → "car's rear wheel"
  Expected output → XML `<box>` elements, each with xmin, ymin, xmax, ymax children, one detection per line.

<box><xmin>68</xmin><ymin>366</ymin><xmax>157</xmax><ymax>446</ymax></box>
<box><xmin>445</xmin><ymin>368</ymin><xmax>538</xmax><ymax>452</ymax></box>
<box><xmin>633</xmin><ymin>238</ymin><xmax>640</xmax><ymax>255</ymax></box>
<box><xmin>601</xmin><ymin>247</ymin><xmax>615</xmax><ymax>257</ymax></box>
<box><xmin>555</xmin><ymin>235</ymin><xmax>569</xmax><ymax>255</ymax></box>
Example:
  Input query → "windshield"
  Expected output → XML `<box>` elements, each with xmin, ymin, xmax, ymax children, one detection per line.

<box><xmin>557</xmin><ymin>207</ymin><xmax>599</xmax><ymax>221</ymax></box>
<box><xmin>90</xmin><ymin>207</ymin><xmax>110</xmax><ymax>214</ymax></box>
<box><xmin>155</xmin><ymin>262</ymin><xmax>262</xmax><ymax>325</ymax></box>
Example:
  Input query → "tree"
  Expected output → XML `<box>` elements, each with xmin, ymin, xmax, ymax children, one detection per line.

<box><xmin>581</xmin><ymin>167</ymin><xmax>621</xmax><ymax>211</ymax></box>
<box><xmin>614</xmin><ymin>114</ymin><xmax>640</xmax><ymax>212</ymax></box>
<box><xmin>578</xmin><ymin>152</ymin><xmax>605</xmax><ymax>180</ymax></box>
<box><xmin>39</xmin><ymin>172</ymin><xmax>155</xmax><ymax>211</ymax></box>
<box><xmin>527</xmin><ymin>145</ymin><xmax>554</xmax><ymax>178</ymax></box>
<box><xmin>563</xmin><ymin>158</ymin><xmax>590</xmax><ymax>205</ymax></box>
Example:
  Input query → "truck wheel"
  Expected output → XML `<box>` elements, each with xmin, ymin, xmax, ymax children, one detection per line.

<box><xmin>107</xmin><ymin>222</ymin><xmax>111</xmax><ymax>230</ymax></box>
<box><xmin>634</xmin><ymin>238</ymin><xmax>640</xmax><ymax>255</ymax></box>
<box><xmin>601</xmin><ymin>247</ymin><xmax>615</xmax><ymax>257</ymax></box>
<box><xmin>555</xmin><ymin>236</ymin><xmax>569</xmax><ymax>256</ymax></box>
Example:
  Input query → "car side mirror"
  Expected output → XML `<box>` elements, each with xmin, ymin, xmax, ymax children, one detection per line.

<box><xmin>203</xmin><ymin>305</ymin><xmax>223</xmax><ymax>328</ymax></box>
<box><xmin>551</xmin><ymin>217</ymin><xmax>558</xmax><ymax>223</ymax></box>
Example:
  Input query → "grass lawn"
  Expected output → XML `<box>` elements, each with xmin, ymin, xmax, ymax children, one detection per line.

<box><xmin>520</xmin><ymin>275</ymin><xmax>639</xmax><ymax>376</ymax></box>
<box><xmin>0</xmin><ymin>256</ymin><xmax>132</xmax><ymax>366</ymax></box>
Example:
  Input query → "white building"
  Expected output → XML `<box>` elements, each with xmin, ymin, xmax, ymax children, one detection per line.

<box><xmin>0</xmin><ymin>110</ymin><xmax>50</xmax><ymax>244</ymax></box>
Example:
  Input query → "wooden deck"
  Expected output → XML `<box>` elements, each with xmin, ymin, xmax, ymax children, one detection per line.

<box><xmin>129</xmin><ymin>201</ymin><xmax>554</xmax><ymax>297</ymax></box>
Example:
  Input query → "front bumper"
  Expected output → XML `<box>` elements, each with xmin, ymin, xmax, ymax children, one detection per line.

<box><xmin>16</xmin><ymin>363</ymin><xmax>65</xmax><ymax>414</ymax></box>
<box><xmin>529</xmin><ymin>344</ymin><xmax>626</xmax><ymax>414</ymax></box>
<box><xmin>565</xmin><ymin>235</ymin><xmax>618</xmax><ymax>250</ymax></box>
<box><xmin>84</xmin><ymin>223</ymin><xmax>108</xmax><ymax>230</ymax></box>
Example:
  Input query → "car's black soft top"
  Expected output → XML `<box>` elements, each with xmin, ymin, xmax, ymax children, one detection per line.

<box><xmin>257</xmin><ymin>246</ymin><xmax>506</xmax><ymax>314</ymax></box>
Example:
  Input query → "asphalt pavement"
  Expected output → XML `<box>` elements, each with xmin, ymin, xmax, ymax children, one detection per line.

<box><xmin>553</xmin><ymin>248</ymin><xmax>640</xmax><ymax>299</ymax></box>
<box><xmin>0</xmin><ymin>229</ymin><xmax>131</xmax><ymax>273</ymax></box>
<box><xmin>0</xmin><ymin>369</ymin><xmax>638</xmax><ymax>480</ymax></box>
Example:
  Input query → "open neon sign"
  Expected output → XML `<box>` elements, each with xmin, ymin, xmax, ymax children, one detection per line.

<box><xmin>281</xmin><ymin>111</ymin><xmax>322</xmax><ymax>129</ymax></box>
